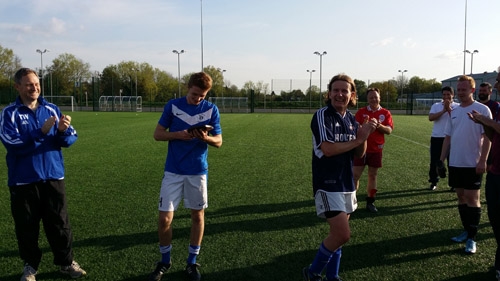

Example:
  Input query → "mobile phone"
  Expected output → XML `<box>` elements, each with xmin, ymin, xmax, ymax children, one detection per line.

<box><xmin>187</xmin><ymin>124</ymin><xmax>214</xmax><ymax>133</ymax></box>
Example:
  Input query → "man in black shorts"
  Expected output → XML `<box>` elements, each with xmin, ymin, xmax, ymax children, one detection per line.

<box><xmin>439</xmin><ymin>75</ymin><xmax>491</xmax><ymax>254</ymax></box>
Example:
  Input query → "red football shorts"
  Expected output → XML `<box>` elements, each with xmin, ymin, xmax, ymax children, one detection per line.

<box><xmin>353</xmin><ymin>152</ymin><xmax>383</xmax><ymax>168</ymax></box>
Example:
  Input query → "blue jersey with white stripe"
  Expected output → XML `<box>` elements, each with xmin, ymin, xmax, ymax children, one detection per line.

<box><xmin>158</xmin><ymin>97</ymin><xmax>221</xmax><ymax>175</ymax></box>
<box><xmin>311</xmin><ymin>103</ymin><xmax>358</xmax><ymax>195</ymax></box>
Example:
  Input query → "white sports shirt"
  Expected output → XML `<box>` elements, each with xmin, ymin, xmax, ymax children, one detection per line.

<box><xmin>429</xmin><ymin>101</ymin><xmax>459</xmax><ymax>138</ymax></box>
<box><xmin>444</xmin><ymin>101</ymin><xmax>491</xmax><ymax>167</ymax></box>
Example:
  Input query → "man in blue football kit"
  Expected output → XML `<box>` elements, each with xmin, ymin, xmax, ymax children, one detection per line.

<box><xmin>149</xmin><ymin>72</ymin><xmax>222</xmax><ymax>281</ymax></box>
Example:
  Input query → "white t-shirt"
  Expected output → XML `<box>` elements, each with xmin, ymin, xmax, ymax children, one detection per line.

<box><xmin>429</xmin><ymin>101</ymin><xmax>460</xmax><ymax>138</ymax></box>
<box><xmin>444</xmin><ymin>101</ymin><xmax>492</xmax><ymax>167</ymax></box>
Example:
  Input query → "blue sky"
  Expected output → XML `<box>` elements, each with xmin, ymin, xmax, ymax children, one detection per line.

<box><xmin>1</xmin><ymin>0</ymin><xmax>499</xmax><ymax>91</ymax></box>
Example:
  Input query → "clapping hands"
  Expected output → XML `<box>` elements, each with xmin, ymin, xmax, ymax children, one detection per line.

<box><xmin>357</xmin><ymin>117</ymin><xmax>378</xmax><ymax>140</ymax></box>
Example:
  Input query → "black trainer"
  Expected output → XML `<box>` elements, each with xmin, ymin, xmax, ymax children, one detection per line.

<box><xmin>148</xmin><ymin>261</ymin><xmax>171</xmax><ymax>281</ymax></box>
<box><xmin>429</xmin><ymin>183</ymin><xmax>437</xmax><ymax>191</ymax></box>
<box><xmin>302</xmin><ymin>266</ymin><xmax>323</xmax><ymax>281</ymax></box>
<box><xmin>185</xmin><ymin>263</ymin><xmax>201</xmax><ymax>281</ymax></box>
<box><xmin>366</xmin><ymin>203</ymin><xmax>378</xmax><ymax>213</ymax></box>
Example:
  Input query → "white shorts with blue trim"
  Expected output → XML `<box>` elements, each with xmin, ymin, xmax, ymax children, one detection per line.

<box><xmin>158</xmin><ymin>171</ymin><xmax>208</xmax><ymax>211</ymax></box>
<box><xmin>314</xmin><ymin>190</ymin><xmax>357</xmax><ymax>218</ymax></box>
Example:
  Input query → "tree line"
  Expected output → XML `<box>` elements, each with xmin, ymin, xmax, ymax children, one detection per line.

<box><xmin>0</xmin><ymin>44</ymin><xmax>442</xmax><ymax>106</ymax></box>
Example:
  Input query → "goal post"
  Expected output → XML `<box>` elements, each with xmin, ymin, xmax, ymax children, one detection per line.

<box><xmin>208</xmin><ymin>97</ymin><xmax>248</xmax><ymax>113</ymax></box>
<box><xmin>414</xmin><ymin>98</ymin><xmax>448</xmax><ymax>111</ymax></box>
<box><xmin>44</xmin><ymin>96</ymin><xmax>75</xmax><ymax>112</ymax></box>
<box><xmin>98</xmin><ymin>96</ymin><xmax>142</xmax><ymax>112</ymax></box>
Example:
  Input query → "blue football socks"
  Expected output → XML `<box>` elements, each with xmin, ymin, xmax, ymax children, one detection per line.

<box><xmin>325</xmin><ymin>247</ymin><xmax>342</xmax><ymax>280</ymax></box>
<box><xmin>187</xmin><ymin>245</ymin><xmax>201</xmax><ymax>265</ymax></box>
<box><xmin>309</xmin><ymin>242</ymin><xmax>334</xmax><ymax>275</ymax></box>
<box><xmin>159</xmin><ymin>244</ymin><xmax>172</xmax><ymax>264</ymax></box>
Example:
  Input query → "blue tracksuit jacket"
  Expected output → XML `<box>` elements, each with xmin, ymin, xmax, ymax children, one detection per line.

<box><xmin>0</xmin><ymin>96</ymin><xmax>78</xmax><ymax>186</ymax></box>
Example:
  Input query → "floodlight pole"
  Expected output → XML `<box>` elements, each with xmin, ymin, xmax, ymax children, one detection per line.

<box><xmin>314</xmin><ymin>51</ymin><xmax>327</xmax><ymax>107</ymax></box>
<box><xmin>200</xmin><ymin>0</ymin><xmax>204</xmax><ymax>71</ymax></box>
<box><xmin>465</xmin><ymin>49</ymin><xmax>478</xmax><ymax>75</ymax></box>
<box><xmin>217</xmin><ymin>68</ymin><xmax>226</xmax><ymax>112</ymax></box>
<box><xmin>463</xmin><ymin>0</ymin><xmax>468</xmax><ymax>75</ymax></box>
<box><xmin>307</xmin><ymin>69</ymin><xmax>316</xmax><ymax>110</ymax></box>
<box><xmin>173</xmin><ymin>50</ymin><xmax>185</xmax><ymax>98</ymax></box>
<box><xmin>36</xmin><ymin>49</ymin><xmax>49</xmax><ymax>96</ymax></box>
<box><xmin>132</xmin><ymin>68</ymin><xmax>138</xmax><ymax>97</ymax></box>
<box><xmin>398</xmin><ymin>69</ymin><xmax>408</xmax><ymax>99</ymax></box>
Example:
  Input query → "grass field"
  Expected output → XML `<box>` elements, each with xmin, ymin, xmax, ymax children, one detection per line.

<box><xmin>0</xmin><ymin>112</ymin><xmax>497</xmax><ymax>281</ymax></box>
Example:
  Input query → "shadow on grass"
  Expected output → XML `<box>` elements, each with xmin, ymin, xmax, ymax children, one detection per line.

<box><xmin>116</xmin><ymin>249</ymin><xmax>319</xmax><ymax>281</ymax></box>
<box><xmin>352</xmin><ymin>187</ymin><xmax>458</xmax><ymax>220</ymax></box>
<box><xmin>116</xmin><ymin>236</ymin><xmax>498</xmax><ymax>281</ymax></box>
<box><xmin>378</xmin><ymin>186</ymin><xmax>457</xmax><ymax>198</ymax></box>
<box><xmin>118</xmin><ymin>270</ymin><xmax>185</xmax><ymax>281</ymax></box>
<box><xmin>441</xmin><ymin>269</ymin><xmax>495</xmax><ymax>281</ymax></box>
<box><xmin>0</xmin><ymin>271</ymin><xmax>61</xmax><ymax>281</ymax></box>
<box><xmin>205</xmin><ymin>200</ymin><xmax>319</xmax><ymax>234</ymax></box>
<box><xmin>345</xmin><ymin>226</ymin><xmax>490</xmax><ymax>266</ymax></box>
<box><xmin>2</xmin><ymin>198</ymin><xmax>494</xmax><ymax>281</ymax></box>
<box><xmin>350</xmin><ymin>198</ymin><xmax>457</xmax><ymax>220</ymax></box>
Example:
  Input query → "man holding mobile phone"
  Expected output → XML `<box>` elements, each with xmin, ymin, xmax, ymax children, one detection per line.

<box><xmin>149</xmin><ymin>72</ymin><xmax>222</xmax><ymax>281</ymax></box>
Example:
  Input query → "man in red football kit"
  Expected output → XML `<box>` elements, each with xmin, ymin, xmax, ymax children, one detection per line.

<box><xmin>353</xmin><ymin>88</ymin><xmax>394</xmax><ymax>213</ymax></box>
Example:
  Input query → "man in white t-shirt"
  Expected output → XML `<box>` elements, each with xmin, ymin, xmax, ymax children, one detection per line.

<box><xmin>440</xmin><ymin>75</ymin><xmax>492</xmax><ymax>254</ymax></box>
<box><xmin>428</xmin><ymin>86</ymin><xmax>459</xmax><ymax>191</ymax></box>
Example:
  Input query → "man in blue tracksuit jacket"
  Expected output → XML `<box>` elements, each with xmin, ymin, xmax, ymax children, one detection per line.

<box><xmin>0</xmin><ymin>68</ymin><xmax>86</xmax><ymax>280</ymax></box>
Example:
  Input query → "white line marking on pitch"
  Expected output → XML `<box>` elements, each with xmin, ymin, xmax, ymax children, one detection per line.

<box><xmin>391</xmin><ymin>134</ymin><xmax>430</xmax><ymax>149</ymax></box>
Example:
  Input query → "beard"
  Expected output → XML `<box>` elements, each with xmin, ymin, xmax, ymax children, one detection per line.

<box><xmin>478</xmin><ymin>94</ymin><xmax>488</xmax><ymax>101</ymax></box>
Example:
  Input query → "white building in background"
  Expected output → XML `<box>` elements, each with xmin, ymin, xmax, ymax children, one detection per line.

<box><xmin>441</xmin><ymin>71</ymin><xmax>499</xmax><ymax>100</ymax></box>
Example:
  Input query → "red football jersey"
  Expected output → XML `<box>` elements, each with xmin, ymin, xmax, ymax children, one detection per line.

<box><xmin>355</xmin><ymin>106</ymin><xmax>394</xmax><ymax>153</ymax></box>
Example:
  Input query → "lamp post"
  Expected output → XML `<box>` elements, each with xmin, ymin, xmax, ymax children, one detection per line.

<box><xmin>398</xmin><ymin>69</ymin><xmax>408</xmax><ymax>99</ymax></box>
<box><xmin>465</xmin><ymin>49</ymin><xmax>478</xmax><ymax>75</ymax></box>
<box><xmin>93</xmin><ymin>71</ymin><xmax>100</xmax><ymax>112</ymax></box>
<box><xmin>200</xmin><ymin>0</ymin><xmax>204</xmax><ymax>71</ymax></box>
<box><xmin>131</xmin><ymin>68</ymin><xmax>138</xmax><ymax>97</ymax></box>
<box><xmin>307</xmin><ymin>69</ymin><xmax>316</xmax><ymax>110</ymax></box>
<box><xmin>463</xmin><ymin>0</ymin><xmax>468</xmax><ymax>75</ymax></box>
<box><xmin>48</xmin><ymin>69</ymin><xmax>53</xmax><ymax>101</ymax></box>
<box><xmin>386</xmin><ymin>91</ymin><xmax>389</xmax><ymax>110</ymax></box>
<box><xmin>173</xmin><ymin>50</ymin><xmax>185</xmax><ymax>98</ymax></box>
<box><xmin>313</xmin><ymin>51</ymin><xmax>327</xmax><ymax>107</ymax></box>
<box><xmin>36</xmin><ymin>49</ymin><xmax>49</xmax><ymax>96</ymax></box>
<box><xmin>217</xmin><ymin>68</ymin><xmax>226</xmax><ymax>112</ymax></box>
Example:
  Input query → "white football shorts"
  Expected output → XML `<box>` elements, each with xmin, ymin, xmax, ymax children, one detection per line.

<box><xmin>314</xmin><ymin>190</ymin><xmax>358</xmax><ymax>218</ymax></box>
<box><xmin>158</xmin><ymin>171</ymin><xmax>208</xmax><ymax>211</ymax></box>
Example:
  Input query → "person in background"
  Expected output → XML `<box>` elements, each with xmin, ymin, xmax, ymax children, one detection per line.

<box><xmin>304</xmin><ymin>74</ymin><xmax>378</xmax><ymax>281</ymax></box>
<box><xmin>0</xmin><ymin>68</ymin><xmax>86</xmax><ymax>281</ymax></box>
<box><xmin>468</xmin><ymin>69</ymin><xmax>500</xmax><ymax>281</ymax></box>
<box><xmin>439</xmin><ymin>75</ymin><xmax>491</xmax><ymax>254</ymax></box>
<box><xmin>428</xmin><ymin>86</ymin><xmax>459</xmax><ymax>191</ymax></box>
<box><xmin>478</xmin><ymin>82</ymin><xmax>500</xmax><ymax>169</ymax></box>
<box><xmin>149</xmin><ymin>72</ymin><xmax>222</xmax><ymax>281</ymax></box>
<box><xmin>478</xmin><ymin>82</ymin><xmax>500</xmax><ymax>117</ymax></box>
<box><xmin>353</xmin><ymin>88</ymin><xmax>393</xmax><ymax>213</ymax></box>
